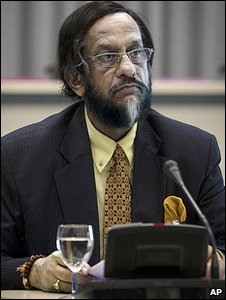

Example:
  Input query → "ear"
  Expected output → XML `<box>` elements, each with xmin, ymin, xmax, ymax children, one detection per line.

<box><xmin>67</xmin><ymin>73</ymin><xmax>85</xmax><ymax>97</ymax></box>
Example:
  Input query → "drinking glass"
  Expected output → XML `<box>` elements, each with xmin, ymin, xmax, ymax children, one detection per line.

<box><xmin>56</xmin><ymin>224</ymin><xmax>94</xmax><ymax>298</ymax></box>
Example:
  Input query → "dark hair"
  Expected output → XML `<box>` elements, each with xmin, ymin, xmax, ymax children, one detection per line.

<box><xmin>57</xmin><ymin>1</ymin><xmax>154</xmax><ymax>99</ymax></box>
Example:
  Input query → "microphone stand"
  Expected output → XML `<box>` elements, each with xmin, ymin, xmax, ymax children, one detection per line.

<box><xmin>179</xmin><ymin>182</ymin><xmax>220</xmax><ymax>279</ymax></box>
<box><xmin>163</xmin><ymin>160</ymin><xmax>220</xmax><ymax>279</ymax></box>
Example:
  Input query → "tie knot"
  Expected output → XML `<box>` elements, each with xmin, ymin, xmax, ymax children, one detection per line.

<box><xmin>113</xmin><ymin>144</ymin><xmax>126</xmax><ymax>161</ymax></box>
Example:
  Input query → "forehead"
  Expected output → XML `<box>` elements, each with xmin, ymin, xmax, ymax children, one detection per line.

<box><xmin>84</xmin><ymin>13</ymin><xmax>143</xmax><ymax>52</ymax></box>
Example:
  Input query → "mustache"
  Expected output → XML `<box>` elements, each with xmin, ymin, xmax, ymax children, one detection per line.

<box><xmin>109</xmin><ymin>77</ymin><xmax>148</xmax><ymax>95</ymax></box>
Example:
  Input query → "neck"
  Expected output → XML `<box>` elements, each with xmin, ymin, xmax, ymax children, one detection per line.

<box><xmin>87</xmin><ymin>110</ymin><xmax>131</xmax><ymax>141</ymax></box>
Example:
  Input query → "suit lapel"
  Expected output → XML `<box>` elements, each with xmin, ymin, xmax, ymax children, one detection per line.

<box><xmin>132</xmin><ymin>113</ymin><xmax>169</xmax><ymax>223</ymax></box>
<box><xmin>54</xmin><ymin>103</ymin><xmax>100</xmax><ymax>262</ymax></box>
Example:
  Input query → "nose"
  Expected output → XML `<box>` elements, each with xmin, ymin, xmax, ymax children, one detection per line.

<box><xmin>116</xmin><ymin>54</ymin><xmax>136</xmax><ymax>78</ymax></box>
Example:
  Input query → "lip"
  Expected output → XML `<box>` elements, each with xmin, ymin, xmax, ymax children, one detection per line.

<box><xmin>114</xmin><ymin>84</ymin><xmax>140</xmax><ymax>95</ymax></box>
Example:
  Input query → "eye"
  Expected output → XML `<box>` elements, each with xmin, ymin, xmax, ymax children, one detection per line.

<box><xmin>97</xmin><ymin>53</ymin><xmax>118</xmax><ymax>64</ymax></box>
<box><xmin>130</xmin><ymin>49</ymin><xmax>142</xmax><ymax>59</ymax></box>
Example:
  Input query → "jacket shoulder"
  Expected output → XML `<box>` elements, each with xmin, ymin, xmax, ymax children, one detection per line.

<box><xmin>1</xmin><ymin>102</ymin><xmax>83</xmax><ymax>145</ymax></box>
<box><xmin>148</xmin><ymin>109</ymin><xmax>213</xmax><ymax>139</ymax></box>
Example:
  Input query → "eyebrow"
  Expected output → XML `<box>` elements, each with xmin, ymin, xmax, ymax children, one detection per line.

<box><xmin>92</xmin><ymin>40</ymin><xmax>144</xmax><ymax>54</ymax></box>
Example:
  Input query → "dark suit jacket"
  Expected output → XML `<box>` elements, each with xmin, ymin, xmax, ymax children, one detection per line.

<box><xmin>1</xmin><ymin>101</ymin><xmax>225</xmax><ymax>289</ymax></box>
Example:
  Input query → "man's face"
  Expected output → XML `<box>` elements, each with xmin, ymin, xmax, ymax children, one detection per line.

<box><xmin>81</xmin><ymin>13</ymin><xmax>152</xmax><ymax>129</ymax></box>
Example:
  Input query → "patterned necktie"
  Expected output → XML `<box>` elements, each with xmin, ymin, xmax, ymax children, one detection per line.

<box><xmin>103</xmin><ymin>144</ymin><xmax>132</xmax><ymax>255</ymax></box>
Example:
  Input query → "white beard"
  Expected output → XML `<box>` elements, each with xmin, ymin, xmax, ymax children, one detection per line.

<box><xmin>125</xmin><ymin>97</ymin><xmax>141</xmax><ymax>126</ymax></box>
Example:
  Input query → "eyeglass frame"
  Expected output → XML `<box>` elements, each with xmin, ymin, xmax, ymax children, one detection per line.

<box><xmin>73</xmin><ymin>47</ymin><xmax>154</xmax><ymax>69</ymax></box>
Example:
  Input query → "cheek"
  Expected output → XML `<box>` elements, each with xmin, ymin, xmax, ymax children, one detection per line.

<box><xmin>90</xmin><ymin>70</ymin><xmax>114</xmax><ymax>96</ymax></box>
<box><xmin>138</xmin><ymin>65</ymin><xmax>150</xmax><ymax>86</ymax></box>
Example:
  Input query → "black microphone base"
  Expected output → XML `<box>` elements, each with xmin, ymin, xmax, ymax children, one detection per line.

<box><xmin>84</xmin><ymin>277</ymin><xmax>225</xmax><ymax>299</ymax></box>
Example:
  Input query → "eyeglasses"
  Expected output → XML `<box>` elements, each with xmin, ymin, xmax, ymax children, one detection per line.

<box><xmin>89</xmin><ymin>48</ymin><xmax>153</xmax><ymax>68</ymax></box>
<box><xmin>74</xmin><ymin>48</ymin><xmax>153</xmax><ymax>69</ymax></box>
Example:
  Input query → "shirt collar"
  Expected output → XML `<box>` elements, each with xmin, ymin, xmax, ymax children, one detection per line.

<box><xmin>84</xmin><ymin>106</ymin><xmax>137</xmax><ymax>173</ymax></box>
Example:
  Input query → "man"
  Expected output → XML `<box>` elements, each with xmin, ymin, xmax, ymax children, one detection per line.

<box><xmin>1</xmin><ymin>1</ymin><xmax>225</xmax><ymax>293</ymax></box>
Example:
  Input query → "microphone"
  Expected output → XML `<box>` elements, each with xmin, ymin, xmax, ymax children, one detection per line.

<box><xmin>163</xmin><ymin>159</ymin><xmax>220</xmax><ymax>279</ymax></box>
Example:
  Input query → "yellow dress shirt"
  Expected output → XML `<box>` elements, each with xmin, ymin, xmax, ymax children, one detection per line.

<box><xmin>84</xmin><ymin>107</ymin><xmax>137</xmax><ymax>259</ymax></box>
